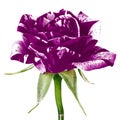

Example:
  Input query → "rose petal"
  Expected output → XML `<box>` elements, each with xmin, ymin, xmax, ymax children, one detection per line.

<box><xmin>78</xmin><ymin>11</ymin><xmax>92</xmax><ymax>22</ymax></box>
<box><xmin>10</xmin><ymin>40</ymin><xmax>36</xmax><ymax>64</ymax></box>
<box><xmin>37</xmin><ymin>12</ymin><xmax>56</xmax><ymax>31</ymax></box>
<box><xmin>17</xmin><ymin>14</ymin><xmax>36</xmax><ymax>33</ymax></box>
<box><xmin>10</xmin><ymin>41</ymin><xmax>27</xmax><ymax>62</ymax></box>
<box><xmin>33</xmin><ymin>59</ymin><xmax>46</xmax><ymax>73</ymax></box>
<box><xmin>72</xmin><ymin>51</ymin><xmax>116</xmax><ymax>70</ymax></box>
<box><xmin>80</xmin><ymin>21</ymin><xmax>98</xmax><ymax>36</ymax></box>
<box><xmin>61</xmin><ymin>36</ymin><xmax>92</xmax><ymax>54</ymax></box>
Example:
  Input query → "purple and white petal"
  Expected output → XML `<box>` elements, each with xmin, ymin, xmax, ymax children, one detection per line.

<box><xmin>72</xmin><ymin>51</ymin><xmax>116</xmax><ymax>71</ymax></box>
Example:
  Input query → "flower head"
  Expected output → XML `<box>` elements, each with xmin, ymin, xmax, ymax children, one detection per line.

<box><xmin>11</xmin><ymin>9</ymin><xmax>116</xmax><ymax>73</ymax></box>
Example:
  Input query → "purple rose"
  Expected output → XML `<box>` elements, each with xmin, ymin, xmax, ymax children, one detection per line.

<box><xmin>11</xmin><ymin>9</ymin><xmax>116</xmax><ymax>73</ymax></box>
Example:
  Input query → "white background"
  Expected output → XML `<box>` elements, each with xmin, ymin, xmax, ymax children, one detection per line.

<box><xmin>0</xmin><ymin>0</ymin><xmax>120</xmax><ymax>120</ymax></box>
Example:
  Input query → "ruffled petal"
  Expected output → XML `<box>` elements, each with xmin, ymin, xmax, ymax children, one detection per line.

<box><xmin>10</xmin><ymin>40</ymin><xmax>36</xmax><ymax>64</ymax></box>
<box><xmin>78</xmin><ymin>11</ymin><xmax>92</xmax><ymax>22</ymax></box>
<box><xmin>17</xmin><ymin>14</ymin><xmax>36</xmax><ymax>33</ymax></box>
<box><xmin>37</xmin><ymin>12</ymin><xmax>56</xmax><ymax>31</ymax></box>
<box><xmin>10</xmin><ymin>41</ymin><xmax>27</xmax><ymax>62</ymax></box>
<box><xmin>80</xmin><ymin>21</ymin><xmax>98</xmax><ymax>36</ymax></box>
<box><xmin>72</xmin><ymin>51</ymin><xmax>116</xmax><ymax>70</ymax></box>
<box><xmin>33</xmin><ymin>59</ymin><xmax>46</xmax><ymax>73</ymax></box>
<box><xmin>78</xmin><ymin>11</ymin><xmax>98</xmax><ymax>36</ymax></box>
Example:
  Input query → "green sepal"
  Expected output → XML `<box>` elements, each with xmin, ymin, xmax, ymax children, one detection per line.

<box><xmin>28</xmin><ymin>72</ymin><xmax>54</xmax><ymax>113</ymax></box>
<box><xmin>37</xmin><ymin>73</ymin><xmax>54</xmax><ymax>102</ymax></box>
<box><xmin>59</xmin><ymin>70</ymin><xmax>86</xmax><ymax>115</ymax></box>
<box><xmin>78</xmin><ymin>69</ymin><xmax>94</xmax><ymax>84</ymax></box>
<box><xmin>5</xmin><ymin>65</ymin><xmax>34</xmax><ymax>75</ymax></box>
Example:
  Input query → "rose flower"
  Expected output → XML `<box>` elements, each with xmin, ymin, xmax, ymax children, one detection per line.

<box><xmin>11</xmin><ymin>9</ymin><xmax>116</xmax><ymax>73</ymax></box>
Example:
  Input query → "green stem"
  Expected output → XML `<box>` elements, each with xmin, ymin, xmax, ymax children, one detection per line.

<box><xmin>54</xmin><ymin>74</ymin><xmax>64</xmax><ymax>120</ymax></box>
